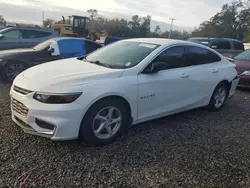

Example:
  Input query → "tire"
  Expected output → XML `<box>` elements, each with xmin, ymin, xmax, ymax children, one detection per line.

<box><xmin>2</xmin><ymin>61</ymin><xmax>27</xmax><ymax>83</ymax></box>
<box><xmin>79</xmin><ymin>98</ymin><xmax>129</xmax><ymax>145</ymax></box>
<box><xmin>207</xmin><ymin>82</ymin><xmax>229</xmax><ymax>112</ymax></box>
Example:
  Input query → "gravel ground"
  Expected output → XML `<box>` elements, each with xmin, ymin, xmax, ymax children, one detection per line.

<box><xmin>1</xmin><ymin>81</ymin><xmax>250</xmax><ymax>188</ymax></box>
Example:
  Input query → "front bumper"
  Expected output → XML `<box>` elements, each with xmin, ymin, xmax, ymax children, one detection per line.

<box><xmin>10</xmin><ymin>88</ymin><xmax>85</xmax><ymax>141</ymax></box>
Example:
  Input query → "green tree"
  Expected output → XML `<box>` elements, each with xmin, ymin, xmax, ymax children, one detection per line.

<box><xmin>0</xmin><ymin>15</ymin><xmax>6</xmax><ymax>25</ymax></box>
<box><xmin>192</xmin><ymin>0</ymin><xmax>250</xmax><ymax>40</ymax></box>
<box><xmin>87</xmin><ymin>9</ymin><xmax>98</xmax><ymax>20</ymax></box>
<box><xmin>43</xmin><ymin>19</ymin><xmax>54</xmax><ymax>27</ymax></box>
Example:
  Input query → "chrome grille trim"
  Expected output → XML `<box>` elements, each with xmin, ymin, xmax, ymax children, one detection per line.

<box><xmin>11</xmin><ymin>98</ymin><xmax>29</xmax><ymax>117</ymax></box>
<box><xmin>13</xmin><ymin>86</ymin><xmax>32</xmax><ymax>95</ymax></box>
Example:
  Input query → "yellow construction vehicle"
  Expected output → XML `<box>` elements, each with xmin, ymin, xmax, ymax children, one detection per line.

<box><xmin>49</xmin><ymin>23</ymin><xmax>79</xmax><ymax>37</ymax></box>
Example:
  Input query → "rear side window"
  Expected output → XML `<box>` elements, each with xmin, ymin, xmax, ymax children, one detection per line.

<box><xmin>152</xmin><ymin>46</ymin><xmax>188</xmax><ymax>70</ymax></box>
<box><xmin>211</xmin><ymin>40</ymin><xmax>231</xmax><ymax>50</ymax></box>
<box><xmin>185</xmin><ymin>46</ymin><xmax>221</xmax><ymax>65</ymax></box>
<box><xmin>85</xmin><ymin>40</ymin><xmax>102</xmax><ymax>54</ymax></box>
<box><xmin>233</xmin><ymin>41</ymin><xmax>244</xmax><ymax>50</ymax></box>
<box><xmin>21</xmin><ymin>30</ymin><xmax>52</xmax><ymax>38</ymax></box>
<box><xmin>21</xmin><ymin>30</ymin><xmax>40</xmax><ymax>39</ymax></box>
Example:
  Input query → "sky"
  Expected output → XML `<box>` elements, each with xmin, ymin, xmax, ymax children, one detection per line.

<box><xmin>0</xmin><ymin>0</ymin><xmax>230</xmax><ymax>31</ymax></box>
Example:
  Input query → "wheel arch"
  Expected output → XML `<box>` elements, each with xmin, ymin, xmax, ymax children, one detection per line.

<box><xmin>82</xmin><ymin>93</ymin><xmax>134</xmax><ymax>125</ymax></box>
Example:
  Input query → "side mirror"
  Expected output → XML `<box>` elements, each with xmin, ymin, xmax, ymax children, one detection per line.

<box><xmin>48</xmin><ymin>48</ymin><xmax>55</xmax><ymax>53</ymax></box>
<box><xmin>0</xmin><ymin>34</ymin><xmax>4</xmax><ymax>39</ymax></box>
<box><xmin>143</xmin><ymin>62</ymin><xmax>165</xmax><ymax>74</ymax></box>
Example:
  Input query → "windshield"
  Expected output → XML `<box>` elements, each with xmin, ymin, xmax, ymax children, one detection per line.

<box><xmin>33</xmin><ymin>40</ymin><xmax>53</xmax><ymax>50</ymax></box>
<box><xmin>188</xmin><ymin>39</ymin><xmax>210</xmax><ymax>46</ymax></box>
<box><xmin>85</xmin><ymin>41</ymin><xmax>160</xmax><ymax>69</ymax></box>
<box><xmin>235</xmin><ymin>50</ymin><xmax>250</xmax><ymax>61</ymax></box>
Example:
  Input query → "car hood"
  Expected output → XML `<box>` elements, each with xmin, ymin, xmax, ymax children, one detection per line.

<box><xmin>0</xmin><ymin>48</ymin><xmax>34</xmax><ymax>56</ymax></box>
<box><xmin>14</xmin><ymin>58</ymin><xmax>124</xmax><ymax>92</ymax></box>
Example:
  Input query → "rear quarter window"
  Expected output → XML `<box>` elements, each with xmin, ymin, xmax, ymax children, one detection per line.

<box><xmin>232</xmin><ymin>41</ymin><xmax>244</xmax><ymax>50</ymax></box>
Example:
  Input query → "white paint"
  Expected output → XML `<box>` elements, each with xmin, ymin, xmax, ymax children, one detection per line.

<box><xmin>10</xmin><ymin>38</ymin><xmax>238</xmax><ymax>141</ymax></box>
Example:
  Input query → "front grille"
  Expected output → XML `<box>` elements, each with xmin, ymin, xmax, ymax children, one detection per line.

<box><xmin>13</xmin><ymin>86</ymin><xmax>32</xmax><ymax>95</ymax></box>
<box><xmin>11</xmin><ymin>98</ymin><xmax>29</xmax><ymax>117</ymax></box>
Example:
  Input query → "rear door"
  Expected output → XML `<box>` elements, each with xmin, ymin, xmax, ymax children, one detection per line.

<box><xmin>210</xmin><ymin>39</ymin><xmax>233</xmax><ymax>58</ymax></box>
<box><xmin>184</xmin><ymin>46</ymin><xmax>223</xmax><ymax>104</ymax></box>
<box><xmin>20</xmin><ymin>29</ymin><xmax>53</xmax><ymax>48</ymax></box>
<box><xmin>19</xmin><ymin>29</ymin><xmax>40</xmax><ymax>48</ymax></box>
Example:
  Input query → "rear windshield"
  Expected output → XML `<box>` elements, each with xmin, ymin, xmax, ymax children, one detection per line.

<box><xmin>188</xmin><ymin>39</ymin><xmax>210</xmax><ymax>46</ymax></box>
<box><xmin>234</xmin><ymin>50</ymin><xmax>250</xmax><ymax>61</ymax></box>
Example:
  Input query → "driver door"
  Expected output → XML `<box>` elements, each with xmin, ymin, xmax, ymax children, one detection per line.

<box><xmin>0</xmin><ymin>29</ymin><xmax>23</xmax><ymax>50</ymax></box>
<box><xmin>137</xmin><ymin>46</ymin><xmax>195</xmax><ymax>120</ymax></box>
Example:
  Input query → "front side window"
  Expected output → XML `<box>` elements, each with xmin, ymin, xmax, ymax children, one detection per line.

<box><xmin>235</xmin><ymin>50</ymin><xmax>250</xmax><ymax>61</ymax></box>
<box><xmin>151</xmin><ymin>46</ymin><xmax>187</xmax><ymax>70</ymax></box>
<box><xmin>85</xmin><ymin>41</ymin><xmax>159</xmax><ymax>68</ymax></box>
<box><xmin>3</xmin><ymin>29</ymin><xmax>20</xmax><ymax>38</ymax></box>
<box><xmin>186</xmin><ymin>46</ymin><xmax>221</xmax><ymax>65</ymax></box>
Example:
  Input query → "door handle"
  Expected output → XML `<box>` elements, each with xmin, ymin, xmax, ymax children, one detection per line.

<box><xmin>212</xmin><ymin>69</ymin><xmax>219</xmax><ymax>73</ymax></box>
<box><xmin>180</xmin><ymin>73</ymin><xmax>189</xmax><ymax>78</ymax></box>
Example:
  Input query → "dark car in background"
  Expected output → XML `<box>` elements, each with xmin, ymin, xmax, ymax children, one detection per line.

<box><xmin>188</xmin><ymin>37</ymin><xmax>245</xmax><ymax>58</ymax></box>
<box><xmin>234</xmin><ymin>49</ymin><xmax>250</xmax><ymax>88</ymax></box>
<box><xmin>0</xmin><ymin>37</ymin><xmax>102</xmax><ymax>82</ymax></box>
<box><xmin>0</xmin><ymin>27</ymin><xmax>59</xmax><ymax>50</ymax></box>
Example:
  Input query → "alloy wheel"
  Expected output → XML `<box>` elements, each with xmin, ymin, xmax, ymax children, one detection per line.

<box><xmin>92</xmin><ymin>106</ymin><xmax>122</xmax><ymax>140</ymax></box>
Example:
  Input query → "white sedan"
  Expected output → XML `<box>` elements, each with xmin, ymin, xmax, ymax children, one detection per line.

<box><xmin>10</xmin><ymin>38</ymin><xmax>239</xmax><ymax>145</ymax></box>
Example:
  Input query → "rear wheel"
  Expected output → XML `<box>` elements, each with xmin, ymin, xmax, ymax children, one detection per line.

<box><xmin>79</xmin><ymin>98</ymin><xmax>129</xmax><ymax>145</ymax></box>
<box><xmin>207</xmin><ymin>82</ymin><xmax>229</xmax><ymax>112</ymax></box>
<box><xmin>2</xmin><ymin>62</ymin><xmax>27</xmax><ymax>82</ymax></box>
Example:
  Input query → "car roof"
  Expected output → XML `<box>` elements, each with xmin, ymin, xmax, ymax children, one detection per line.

<box><xmin>122</xmin><ymin>38</ymin><xmax>192</xmax><ymax>45</ymax></box>
<box><xmin>122</xmin><ymin>38</ymin><xmax>201</xmax><ymax>46</ymax></box>
<box><xmin>51</xmin><ymin>37</ymin><xmax>101</xmax><ymax>44</ymax></box>
<box><xmin>189</xmin><ymin>37</ymin><xmax>243</xmax><ymax>43</ymax></box>
<box><xmin>0</xmin><ymin>26</ymin><xmax>54</xmax><ymax>33</ymax></box>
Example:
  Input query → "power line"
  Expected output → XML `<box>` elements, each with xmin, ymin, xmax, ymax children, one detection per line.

<box><xmin>168</xmin><ymin>18</ymin><xmax>176</xmax><ymax>39</ymax></box>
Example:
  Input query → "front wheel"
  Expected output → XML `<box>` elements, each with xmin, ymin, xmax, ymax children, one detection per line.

<box><xmin>2</xmin><ymin>62</ymin><xmax>27</xmax><ymax>82</ymax></box>
<box><xmin>207</xmin><ymin>82</ymin><xmax>228</xmax><ymax>112</ymax></box>
<box><xmin>79</xmin><ymin>98</ymin><xmax>129</xmax><ymax>145</ymax></box>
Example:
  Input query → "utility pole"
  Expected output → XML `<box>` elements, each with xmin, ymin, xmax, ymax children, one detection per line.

<box><xmin>168</xmin><ymin>18</ymin><xmax>176</xmax><ymax>39</ymax></box>
<box><xmin>42</xmin><ymin>11</ymin><xmax>44</xmax><ymax>26</ymax></box>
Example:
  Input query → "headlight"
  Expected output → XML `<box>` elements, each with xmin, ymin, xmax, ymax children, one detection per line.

<box><xmin>33</xmin><ymin>92</ymin><xmax>82</xmax><ymax>104</ymax></box>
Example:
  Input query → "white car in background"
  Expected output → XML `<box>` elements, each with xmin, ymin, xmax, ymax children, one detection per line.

<box><xmin>10</xmin><ymin>38</ymin><xmax>239</xmax><ymax>145</ymax></box>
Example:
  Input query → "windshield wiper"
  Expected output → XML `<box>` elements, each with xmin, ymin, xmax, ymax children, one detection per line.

<box><xmin>88</xmin><ymin>60</ymin><xmax>113</xmax><ymax>68</ymax></box>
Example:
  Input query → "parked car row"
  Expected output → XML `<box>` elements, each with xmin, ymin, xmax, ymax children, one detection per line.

<box><xmin>0</xmin><ymin>37</ymin><xmax>102</xmax><ymax>82</ymax></box>
<box><xmin>188</xmin><ymin>37</ymin><xmax>245</xmax><ymax>58</ymax></box>
<box><xmin>9</xmin><ymin>38</ymin><xmax>239</xmax><ymax>145</ymax></box>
